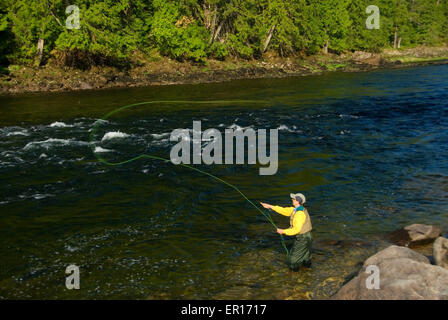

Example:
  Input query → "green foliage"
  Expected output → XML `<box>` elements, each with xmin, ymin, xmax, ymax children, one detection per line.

<box><xmin>410</xmin><ymin>0</ymin><xmax>446</xmax><ymax>45</ymax></box>
<box><xmin>210</xmin><ymin>41</ymin><xmax>228</xmax><ymax>60</ymax></box>
<box><xmin>7</xmin><ymin>0</ymin><xmax>64</xmax><ymax>64</ymax></box>
<box><xmin>0</xmin><ymin>1</ymin><xmax>12</xmax><ymax>66</ymax></box>
<box><xmin>347</xmin><ymin>0</ymin><xmax>388</xmax><ymax>51</ymax></box>
<box><xmin>54</xmin><ymin>0</ymin><xmax>148</xmax><ymax>67</ymax></box>
<box><xmin>150</xmin><ymin>0</ymin><xmax>209</xmax><ymax>61</ymax></box>
<box><xmin>256</xmin><ymin>0</ymin><xmax>309</xmax><ymax>55</ymax></box>
<box><xmin>1</xmin><ymin>0</ymin><xmax>448</xmax><ymax>68</ymax></box>
<box><xmin>308</xmin><ymin>0</ymin><xmax>352</xmax><ymax>53</ymax></box>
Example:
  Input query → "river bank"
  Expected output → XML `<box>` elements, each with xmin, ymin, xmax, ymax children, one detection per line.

<box><xmin>1</xmin><ymin>46</ymin><xmax>448</xmax><ymax>95</ymax></box>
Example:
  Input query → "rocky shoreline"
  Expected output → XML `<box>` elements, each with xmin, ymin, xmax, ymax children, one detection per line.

<box><xmin>332</xmin><ymin>224</ymin><xmax>448</xmax><ymax>300</ymax></box>
<box><xmin>1</xmin><ymin>46</ymin><xmax>448</xmax><ymax>95</ymax></box>
<box><xmin>146</xmin><ymin>223</ymin><xmax>447</xmax><ymax>300</ymax></box>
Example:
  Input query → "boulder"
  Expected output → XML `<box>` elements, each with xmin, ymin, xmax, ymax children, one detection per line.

<box><xmin>352</xmin><ymin>51</ymin><xmax>374</xmax><ymax>61</ymax></box>
<box><xmin>79</xmin><ymin>82</ymin><xmax>93</xmax><ymax>90</ymax></box>
<box><xmin>388</xmin><ymin>224</ymin><xmax>441</xmax><ymax>247</ymax></box>
<box><xmin>351</xmin><ymin>51</ymin><xmax>382</xmax><ymax>66</ymax></box>
<box><xmin>332</xmin><ymin>245</ymin><xmax>448</xmax><ymax>300</ymax></box>
<box><xmin>433</xmin><ymin>237</ymin><xmax>448</xmax><ymax>269</ymax></box>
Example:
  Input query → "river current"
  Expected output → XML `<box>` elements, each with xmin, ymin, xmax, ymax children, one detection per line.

<box><xmin>1</xmin><ymin>65</ymin><xmax>447</xmax><ymax>299</ymax></box>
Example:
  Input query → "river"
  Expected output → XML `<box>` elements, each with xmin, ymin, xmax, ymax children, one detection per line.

<box><xmin>1</xmin><ymin>65</ymin><xmax>448</xmax><ymax>299</ymax></box>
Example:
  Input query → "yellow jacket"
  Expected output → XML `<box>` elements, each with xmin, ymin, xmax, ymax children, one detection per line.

<box><xmin>272</xmin><ymin>205</ymin><xmax>306</xmax><ymax>236</ymax></box>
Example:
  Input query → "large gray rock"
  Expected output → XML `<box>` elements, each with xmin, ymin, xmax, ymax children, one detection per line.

<box><xmin>332</xmin><ymin>245</ymin><xmax>448</xmax><ymax>300</ymax></box>
<box><xmin>388</xmin><ymin>224</ymin><xmax>441</xmax><ymax>247</ymax></box>
<box><xmin>433</xmin><ymin>237</ymin><xmax>448</xmax><ymax>269</ymax></box>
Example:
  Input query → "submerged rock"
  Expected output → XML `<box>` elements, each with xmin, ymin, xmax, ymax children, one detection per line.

<box><xmin>79</xmin><ymin>82</ymin><xmax>93</xmax><ymax>90</ymax></box>
<box><xmin>315</xmin><ymin>239</ymin><xmax>370</xmax><ymax>249</ymax></box>
<box><xmin>388</xmin><ymin>224</ymin><xmax>441</xmax><ymax>247</ymax></box>
<box><xmin>433</xmin><ymin>237</ymin><xmax>448</xmax><ymax>269</ymax></box>
<box><xmin>332</xmin><ymin>245</ymin><xmax>448</xmax><ymax>300</ymax></box>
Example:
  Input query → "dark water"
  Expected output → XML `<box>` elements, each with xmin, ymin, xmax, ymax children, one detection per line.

<box><xmin>1</xmin><ymin>65</ymin><xmax>448</xmax><ymax>299</ymax></box>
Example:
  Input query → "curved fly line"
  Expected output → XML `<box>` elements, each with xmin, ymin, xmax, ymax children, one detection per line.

<box><xmin>89</xmin><ymin>100</ymin><xmax>289</xmax><ymax>256</ymax></box>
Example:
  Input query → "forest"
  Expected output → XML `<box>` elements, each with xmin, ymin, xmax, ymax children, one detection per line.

<box><xmin>0</xmin><ymin>0</ymin><xmax>447</xmax><ymax>68</ymax></box>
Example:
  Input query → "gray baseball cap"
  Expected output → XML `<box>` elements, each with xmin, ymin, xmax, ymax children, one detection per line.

<box><xmin>290</xmin><ymin>193</ymin><xmax>306</xmax><ymax>204</ymax></box>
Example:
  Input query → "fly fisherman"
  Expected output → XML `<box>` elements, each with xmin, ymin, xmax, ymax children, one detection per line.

<box><xmin>260</xmin><ymin>193</ymin><xmax>313</xmax><ymax>271</ymax></box>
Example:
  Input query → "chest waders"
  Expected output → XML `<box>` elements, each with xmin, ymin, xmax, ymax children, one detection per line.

<box><xmin>287</xmin><ymin>207</ymin><xmax>313</xmax><ymax>271</ymax></box>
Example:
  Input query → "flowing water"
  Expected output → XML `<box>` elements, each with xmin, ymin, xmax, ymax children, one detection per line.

<box><xmin>1</xmin><ymin>65</ymin><xmax>448</xmax><ymax>299</ymax></box>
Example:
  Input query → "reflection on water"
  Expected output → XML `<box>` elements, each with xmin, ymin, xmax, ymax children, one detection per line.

<box><xmin>0</xmin><ymin>65</ymin><xmax>448</xmax><ymax>299</ymax></box>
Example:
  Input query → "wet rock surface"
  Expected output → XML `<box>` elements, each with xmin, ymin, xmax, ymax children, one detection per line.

<box><xmin>388</xmin><ymin>224</ymin><xmax>441</xmax><ymax>247</ymax></box>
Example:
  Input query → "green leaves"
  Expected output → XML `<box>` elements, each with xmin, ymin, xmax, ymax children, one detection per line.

<box><xmin>55</xmin><ymin>0</ymin><xmax>140</xmax><ymax>66</ymax></box>
<box><xmin>150</xmin><ymin>0</ymin><xmax>209</xmax><ymax>61</ymax></box>
<box><xmin>308</xmin><ymin>0</ymin><xmax>352</xmax><ymax>53</ymax></box>
<box><xmin>1</xmin><ymin>0</ymin><xmax>448</xmax><ymax>67</ymax></box>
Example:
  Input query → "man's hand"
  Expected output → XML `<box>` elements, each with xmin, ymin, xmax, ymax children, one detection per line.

<box><xmin>276</xmin><ymin>228</ymin><xmax>284</xmax><ymax>235</ymax></box>
<box><xmin>260</xmin><ymin>202</ymin><xmax>273</xmax><ymax>209</ymax></box>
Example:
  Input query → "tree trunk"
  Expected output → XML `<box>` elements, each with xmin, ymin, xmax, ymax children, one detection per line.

<box><xmin>37</xmin><ymin>38</ymin><xmax>44</xmax><ymax>66</ymax></box>
<box><xmin>393</xmin><ymin>26</ymin><xmax>398</xmax><ymax>49</ymax></box>
<box><xmin>263</xmin><ymin>25</ymin><xmax>275</xmax><ymax>53</ymax></box>
<box><xmin>323</xmin><ymin>28</ymin><xmax>329</xmax><ymax>54</ymax></box>
<box><xmin>323</xmin><ymin>40</ymin><xmax>329</xmax><ymax>54</ymax></box>
<box><xmin>213</xmin><ymin>21</ymin><xmax>224</xmax><ymax>43</ymax></box>
<box><xmin>203</xmin><ymin>3</ymin><xmax>211</xmax><ymax>28</ymax></box>
<box><xmin>209</xmin><ymin>5</ymin><xmax>217</xmax><ymax>44</ymax></box>
<box><xmin>398</xmin><ymin>37</ymin><xmax>402</xmax><ymax>49</ymax></box>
